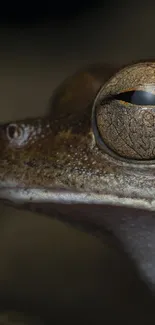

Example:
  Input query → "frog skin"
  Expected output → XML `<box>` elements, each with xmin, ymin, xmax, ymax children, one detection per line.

<box><xmin>1</xmin><ymin>61</ymin><xmax>155</xmax><ymax>290</ymax></box>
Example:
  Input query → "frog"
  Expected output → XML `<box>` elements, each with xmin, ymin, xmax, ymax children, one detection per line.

<box><xmin>0</xmin><ymin>60</ymin><xmax>155</xmax><ymax>289</ymax></box>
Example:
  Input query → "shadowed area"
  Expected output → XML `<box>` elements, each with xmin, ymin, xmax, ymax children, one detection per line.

<box><xmin>0</xmin><ymin>0</ymin><xmax>155</xmax><ymax>323</ymax></box>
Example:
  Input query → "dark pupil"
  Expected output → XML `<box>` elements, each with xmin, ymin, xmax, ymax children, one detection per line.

<box><xmin>115</xmin><ymin>90</ymin><xmax>155</xmax><ymax>105</ymax></box>
<box><xmin>8</xmin><ymin>125</ymin><xmax>18</xmax><ymax>138</ymax></box>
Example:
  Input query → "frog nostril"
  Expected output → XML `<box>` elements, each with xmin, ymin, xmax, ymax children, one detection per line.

<box><xmin>6</xmin><ymin>123</ymin><xmax>23</xmax><ymax>141</ymax></box>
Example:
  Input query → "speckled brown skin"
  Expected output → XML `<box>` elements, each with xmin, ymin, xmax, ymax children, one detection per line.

<box><xmin>2</xmin><ymin>61</ymin><xmax>155</xmax><ymax>291</ymax></box>
<box><xmin>0</xmin><ymin>63</ymin><xmax>118</xmax><ymax>189</ymax></box>
<box><xmin>1</xmin><ymin>62</ymin><xmax>155</xmax><ymax>205</ymax></box>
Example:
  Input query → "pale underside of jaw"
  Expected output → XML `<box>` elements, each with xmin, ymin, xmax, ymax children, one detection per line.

<box><xmin>1</xmin><ymin>179</ymin><xmax>155</xmax><ymax>290</ymax></box>
<box><xmin>0</xmin><ymin>186</ymin><xmax>155</xmax><ymax>213</ymax></box>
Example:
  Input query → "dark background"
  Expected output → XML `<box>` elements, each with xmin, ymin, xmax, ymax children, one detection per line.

<box><xmin>0</xmin><ymin>1</ymin><xmax>155</xmax><ymax>324</ymax></box>
<box><xmin>0</xmin><ymin>1</ymin><xmax>109</xmax><ymax>25</ymax></box>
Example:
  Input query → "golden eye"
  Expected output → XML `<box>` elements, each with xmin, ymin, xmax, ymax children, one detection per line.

<box><xmin>92</xmin><ymin>63</ymin><xmax>155</xmax><ymax>162</ymax></box>
<box><xmin>93</xmin><ymin>90</ymin><xmax>155</xmax><ymax>161</ymax></box>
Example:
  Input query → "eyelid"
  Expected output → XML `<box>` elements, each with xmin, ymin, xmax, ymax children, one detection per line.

<box><xmin>120</xmin><ymin>87</ymin><xmax>137</xmax><ymax>93</ymax></box>
<box><xmin>121</xmin><ymin>85</ymin><xmax>155</xmax><ymax>95</ymax></box>
<box><xmin>119</xmin><ymin>100</ymin><xmax>129</xmax><ymax>106</ymax></box>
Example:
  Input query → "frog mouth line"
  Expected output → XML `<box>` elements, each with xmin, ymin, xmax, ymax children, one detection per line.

<box><xmin>0</xmin><ymin>187</ymin><xmax>155</xmax><ymax>212</ymax></box>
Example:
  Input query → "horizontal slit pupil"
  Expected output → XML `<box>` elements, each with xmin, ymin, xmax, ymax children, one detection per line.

<box><xmin>115</xmin><ymin>90</ymin><xmax>155</xmax><ymax>105</ymax></box>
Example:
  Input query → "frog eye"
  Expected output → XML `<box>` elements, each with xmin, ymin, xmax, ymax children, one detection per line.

<box><xmin>6</xmin><ymin>124</ymin><xmax>24</xmax><ymax>141</ymax></box>
<box><xmin>91</xmin><ymin>61</ymin><xmax>155</xmax><ymax>162</ymax></box>
<box><xmin>92</xmin><ymin>86</ymin><xmax>155</xmax><ymax>162</ymax></box>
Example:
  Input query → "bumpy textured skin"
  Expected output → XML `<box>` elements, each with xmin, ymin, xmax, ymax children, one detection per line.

<box><xmin>1</xmin><ymin>61</ymin><xmax>155</xmax><ymax>290</ymax></box>
<box><xmin>1</xmin><ymin>62</ymin><xmax>155</xmax><ymax>205</ymax></box>
<box><xmin>0</xmin><ymin>63</ymin><xmax>119</xmax><ymax>190</ymax></box>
